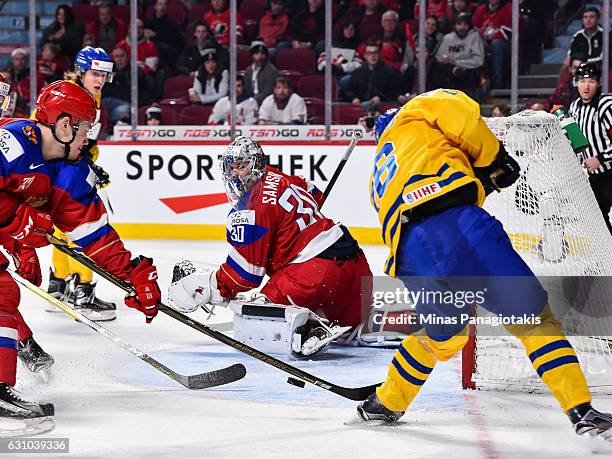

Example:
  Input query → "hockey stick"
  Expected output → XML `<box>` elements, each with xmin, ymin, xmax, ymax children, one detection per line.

<box><xmin>45</xmin><ymin>233</ymin><xmax>380</xmax><ymax>401</ymax></box>
<box><xmin>9</xmin><ymin>269</ymin><xmax>246</xmax><ymax>390</ymax></box>
<box><xmin>321</xmin><ymin>129</ymin><xmax>363</xmax><ymax>204</ymax></box>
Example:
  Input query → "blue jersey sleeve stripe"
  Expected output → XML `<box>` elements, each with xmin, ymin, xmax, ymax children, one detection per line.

<box><xmin>226</xmin><ymin>256</ymin><xmax>264</xmax><ymax>285</ymax></box>
<box><xmin>536</xmin><ymin>355</ymin><xmax>579</xmax><ymax>377</ymax></box>
<box><xmin>72</xmin><ymin>224</ymin><xmax>114</xmax><ymax>249</ymax></box>
<box><xmin>391</xmin><ymin>358</ymin><xmax>426</xmax><ymax>386</ymax></box>
<box><xmin>437</xmin><ymin>171</ymin><xmax>466</xmax><ymax>188</ymax></box>
<box><xmin>381</xmin><ymin>166</ymin><xmax>468</xmax><ymax>239</ymax></box>
<box><xmin>398</xmin><ymin>344</ymin><xmax>433</xmax><ymax>374</ymax></box>
<box><xmin>406</xmin><ymin>163</ymin><xmax>450</xmax><ymax>186</ymax></box>
<box><xmin>0</xmin><ymin>337</ymin><xmax>17</xmax><ymax>350</ymax></box>
<box><xmin>528</xmin><ymin>339</ymin><xmax>573</xmax><ymax>363</ymax></box>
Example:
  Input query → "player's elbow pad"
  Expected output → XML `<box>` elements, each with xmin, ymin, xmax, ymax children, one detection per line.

<box><xmin>474</xmin><ymin>144</ymin><xmax>520</xmax><ymax>195</ymax></box>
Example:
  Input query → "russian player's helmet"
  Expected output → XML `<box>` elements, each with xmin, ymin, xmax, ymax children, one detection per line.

<box><xmin>0</xmin><ymin>74</ymin><xmax>11</xmax><ymax>112</ymax></box>
<box><xmin>34</xmin><ymin>80</ymin><xmax>97</xmax><ymax>129</ymax></box>
<box><xmin>374</xmin><ymin>107</ymin><xmax>400</xmax><ymax>142</ymax></box>
<box><xmin>574</xmin><ymin>61</ymin><xmax>601</xmax><ymax>85</ymax></box>
<box><xmin>74</xmin><ymin>46</ymin><xmax>114</xmax><ymax>82</ymax></box>
<box><xmin>221</xmin><ymin>136</ymin><xmax>266</xmax><ymax>205</ymax></box>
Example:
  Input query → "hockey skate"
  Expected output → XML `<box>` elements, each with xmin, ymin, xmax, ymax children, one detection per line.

<box><xmin>71</xmin><ymin>274</ymin><xmax>117</xmax><ymax>321</ymax></box>
<box><xmin>296</xmin><ymin>320</ymin><xmax>351</xmax><ymax>358</ymax></box>
<box><xmin>568</xmin><ymin>403</ymin><xmax>612</xmax><ymax>441</ymax></box>
<box><xmin>44</xmin><ymin>269</ymin><xmax>69</xmax><ymax>312</ymax></box>
<box><xmin>355</xmin><ymin>392</ymin><xmax>404</xmax><ymax>424</ymax></box>
<box><xmin>0</xmin><ymin>383</ymin><xmax>55</xmax><ymax>438</ymax></box>
<box><xmin>18</xmin><ymin>337</ymin><xmax>54</xmax><ymax>381</ymax></box>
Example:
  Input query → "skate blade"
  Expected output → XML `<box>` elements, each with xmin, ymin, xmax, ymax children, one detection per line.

<box><xmin>75</xmin><ymin>310</ymin><xmax>117</xmax><ymax>322</ymax></box>
<box><xmin>0</xmin><ymin>416</ymin><xmax>55</xmax><ymax>438</ymax></box>
<box><xmin>344</xmin><ymin>413</ymin><xmax>403</xmax><ymax>427</ymax></box>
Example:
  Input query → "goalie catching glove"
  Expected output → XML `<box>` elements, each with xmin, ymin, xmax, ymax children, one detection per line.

<box><xmin>474</xmin><ymin>143</ymin><xmax>520</xmax><ymax>195</ymax></box>
<box><xmin>125</xmin><ymin>256</ymin><xmax>161</xmax><ymax>323</ymax></box>
<box><xmin>167</xmin><ymin>260</ymin><xmax>227</xmax><ymax>313</ymax></box>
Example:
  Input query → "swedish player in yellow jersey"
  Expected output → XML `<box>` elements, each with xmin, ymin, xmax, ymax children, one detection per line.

<box><xmin>37</xmin><ymin>46</ymin><xmax>116</xmax><ymax>321</ymax></box>
<box><xmin>358</xmin><ymin>89</ymin><xmax>612</xmax><ymax>440</ymax></box>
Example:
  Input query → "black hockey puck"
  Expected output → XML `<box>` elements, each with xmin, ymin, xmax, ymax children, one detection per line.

<box><xmin>287</xmin><ymin>377</ymin><xmax>306</xmax><ymax>388</ymax></box>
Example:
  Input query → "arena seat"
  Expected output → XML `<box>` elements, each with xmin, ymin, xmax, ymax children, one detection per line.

<box><xmin>332</xmin><ymin>103</ymin><xmax>365</xmax><ymax>125</ymax></box>
<box><xmin>297</xmin><ymin>75</ymin><xmax>339</xmax><ymax>100</ymax></box>
<box><xmin>304</xmin><ymin>97</ymin><xmax>324</xmax><ymax>124</ymax></box>
<box><xmin>276</xmin><ymin>48</ymin><xmax>315</xmax><ymax>75</ymax></box>
<box><xmin>163</xmin><ymin>75</ymin><xmax>194</xmax><ymax>100</ymax></box>
<box><xmin>179</xmin><ymin>105</ymin><xmax>214</xmax><ymax>125</ymax></box>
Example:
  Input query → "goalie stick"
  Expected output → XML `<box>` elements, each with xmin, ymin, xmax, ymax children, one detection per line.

<box><xmin>321</xmin><ymin>129</ymin><xmax>363</xmax><ymax>204</ymax></box>
<box><xmin>9</xmin><ymin>269</ymin><xmax>246</xmax><ymax>390</ymax></box>
<box><xmin>45</xmin><ymin>233</ymin><xmax>381</xmax><ymax>401</ymax></box>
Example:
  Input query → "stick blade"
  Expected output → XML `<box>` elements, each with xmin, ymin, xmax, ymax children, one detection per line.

<box><xmin>333</xmin><ymin>382</ymin><xmax>381</xmax><ymax>401</ymax></box>
<box><xmin>186</xmin><ymin>363</ymin><xmax>247</xmax><ymax>390</ymax></box>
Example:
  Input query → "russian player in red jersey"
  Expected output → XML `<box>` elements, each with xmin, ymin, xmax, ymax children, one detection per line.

<box><xmin>169</xmin><ymin>137</ymin><xmax>373</xmax><ymax>357</ymax></box>
<box><xmin>0</xmin><ymin>80</ymin><xmax>161</xmax><ymax>436</ymax></box>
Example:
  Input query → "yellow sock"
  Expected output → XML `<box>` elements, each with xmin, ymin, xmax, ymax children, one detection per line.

<box><xmin>506</xmin><ymin>305</ymin><xmax>592</xmax><ymax>412</ymax></box>
<box><xmin>377</xmin><ymin>333</ymin><xmax>468</xmax><ymax>412</ymax></box>
<box><xmin>51</xmin><ymin>248</ymin><xmax>71</xmax><ymax>279</ymax></box>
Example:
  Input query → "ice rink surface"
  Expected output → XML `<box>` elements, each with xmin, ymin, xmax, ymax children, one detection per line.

<box><xmin>9</xmin><ymin>241</ymin><xmax>612</xmax><ymax>458</ymax></box>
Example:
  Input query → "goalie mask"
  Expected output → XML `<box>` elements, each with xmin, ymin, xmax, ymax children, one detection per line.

<box><xmin>221</xmin><ymin>136</ymin><xmax>266</xmax><ymax>206</ymax></box>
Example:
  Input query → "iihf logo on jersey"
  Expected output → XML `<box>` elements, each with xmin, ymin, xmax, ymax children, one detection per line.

<box><xmin>22</xmin><ymin>125</ymin><xmax>38</xmax><ymax>144</ymax></box>
<box><xmin>404</xmin><ymin>183</ymin><xmax>441</xmax><ymax>204</ymax></box>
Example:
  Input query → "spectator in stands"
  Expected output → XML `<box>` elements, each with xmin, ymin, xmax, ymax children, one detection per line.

<box><xmin>101</xmin><ymin>46</ymin><xmax>144</xmax><ymax>126</ymax></box>
<box><xmin>8</xmin><ymin>48</ymin><xmax>28</xmax><ymax>87</ymax></box>
<box><xmin>415</xmin><ymin>0</ymin><xmax>449</xmax><ymax>32</ymax></box>
<box><xmin>472</xmin><ymin>0</ymin><xmax>512</xmax><ymax>89</ymax></box>
<box><xmin>490</xmin><ymin>103</ymin><xmax>510</xmax><ymax>117</ymax></box>
<box><xmin>37</xmin><ymin>43</ymin><xmax>69</xmax><ymax>84</ymax></box>
<box><xmin>145</xmin><ymin>106</ymin><xmax>163</xmax><ymax>126</ymax></box>
<box><xmin>414</xmin><ymin>15</ymin><xmax>444</xmax><ymax>63</ymax></box>
<box><xmin>42</xmin><ymin>4</ymin><xmax>85</xmax><ymax>60</ymax></box>
<box><xmin>567</xmin><ymin>7</ymin><xmax>608</xmax><ymax>66</ymax></box>
<box><xmin>144</xmin><ymin>0</ymin><xmax>184</xmax><ymax>69</ymax></box>
<box><xmin>258</xmin><ymin>76</ymin><xmax>307</xmax><ymax>125</ymax></box>
<box><xmin>375</xmin><ymin>10</ymin><xmax>406</xmax><ymax>71</ymax></box>
<box><xmin>82</xmin><ymin>33</ymin><xmax>96</xmax><ymax>48</ymax></box>
<box><xmin>8</xmin><ymin>48</ymin><xmax>44</xmax><ymax>117</ymax></box>
<box><xmin>209</xmin><ymin>75</ymin><xmax>259</xmax><ymax>125</ymax></box>
<box><xmin>204</xmin><ymin>0</ymin><xmax>244</xmax><ymax>46</ymax></box>
<box><xmin>428</xmin><ymin>13</ymin><xmax>484</xmax><ymax>98</ymax></box>
<box><xmin>446</xmin><ymin>0</ymin><xmax>477</xmax><ymax>27</ymax></box>
<box><xmin>282</xmin><ymin>0</ymin><xmax>325</xmax><ymax>56</ymax></box>
<box><xmin>86</xmin><ymin>2</ymin><xmax>128</xmax><ymax>54</ymax></box>
<box><xmin>354</xmin><ymin>0</ymin><xmax>385</xmax><ymax>43</ymax></box>
<box><xmin>318</xmin><ymin>19</ymin><xmax>362</xmax><ymax>82</ymax></box>
<box><xmin>176</xmin><ymin>20</ymin><xmax>230</xmax><ymax>76</ymax></box>
<box><xmin>244</xmin><ymin>40</ymin><xmax>278</xmax><ymax>106</ymax></box>
<box><xmin>527</xmin><ymin>100</ymin><xmax>546</xmax><ymax>111</ymax></box>
<box><xmin>519</xmin><ymin>0</ymin><xmax>555</xmax><ymax>74</ymax></box>
<box><xmin>189</xmin><ymin>49</ymin><xmax>229</xmax><ymax>105</ymax></box>
<box><xmin>345</xmin><ymin>40</ymin><xmax>400</xmax><ymax>106</ymax></box>
<box><xmin>259</xmin><ymin>0</ymin><xmax>290</xmax><ymax>48</ymax></box>
<box><xmin>116</xmin><ymin>19</ymin><xmax>159</xmax><ymax>97</ymax></box>
<box><xmin>547</xmin><ymin>53</ymin><xmax>585</xmax><ymax>110</ymax></box>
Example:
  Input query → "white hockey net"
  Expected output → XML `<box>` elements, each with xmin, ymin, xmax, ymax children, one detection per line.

<box><xmin>463</xmin><ymin>110</ymin><xmax>612</xmax><ymax>394</ymax></box>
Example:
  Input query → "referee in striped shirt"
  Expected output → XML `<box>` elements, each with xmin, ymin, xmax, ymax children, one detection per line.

<box><xmin>569</xmin><ymin>62</ymin><xmax>612</xmax><ymax>234</ymax></box>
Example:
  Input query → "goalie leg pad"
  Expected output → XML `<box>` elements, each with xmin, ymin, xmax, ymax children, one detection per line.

<box><xmin>230</xmin><ymin>301</ymin><xmax>311</xmax><ymax>356</ymax></box>
<box><xmin>230</xmin><ymin>301</ymin><xmax>351</xmax><ymax>357</ymax></box>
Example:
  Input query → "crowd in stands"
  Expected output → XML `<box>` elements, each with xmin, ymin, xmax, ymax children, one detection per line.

<box><xmin>1</xmin><ymin>0</ymin><xmax>569</xmax><ymax>129</ymax></box>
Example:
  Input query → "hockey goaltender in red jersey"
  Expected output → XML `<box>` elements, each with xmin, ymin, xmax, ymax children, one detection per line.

<box><xmin>0</xmin><ymin>80</ymin><xmax>162</xmax><ymax>436</ymax></box>
<box><xmin>169</xmin><ymin>136</ymin><xmax>373</xmax><ymax>357</ymax></box>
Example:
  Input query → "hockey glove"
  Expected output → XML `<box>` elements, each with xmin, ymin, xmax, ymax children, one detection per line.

<box><xmin>0</xmin><ymin>204</ymin><xmax>53</xmax><ymax>248</ymax></box>
<box><xmin>474</xmin><ymin>144</ymin><xmax>521</xmax><ymax>195</ymax></box>
<box><xmin>125</xmin><ymin>256</ymin><xmax>161</xmax><ymax>323</ymax></box>
<box><xmin>167</xmin><ymin>260</ymin><xmax>226</xmax><ymax>314</ymax></box>
<box><xmin>0</xmin><ymin>233</ymin><xmax>41</xmax><ymax>285</ymax></box>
